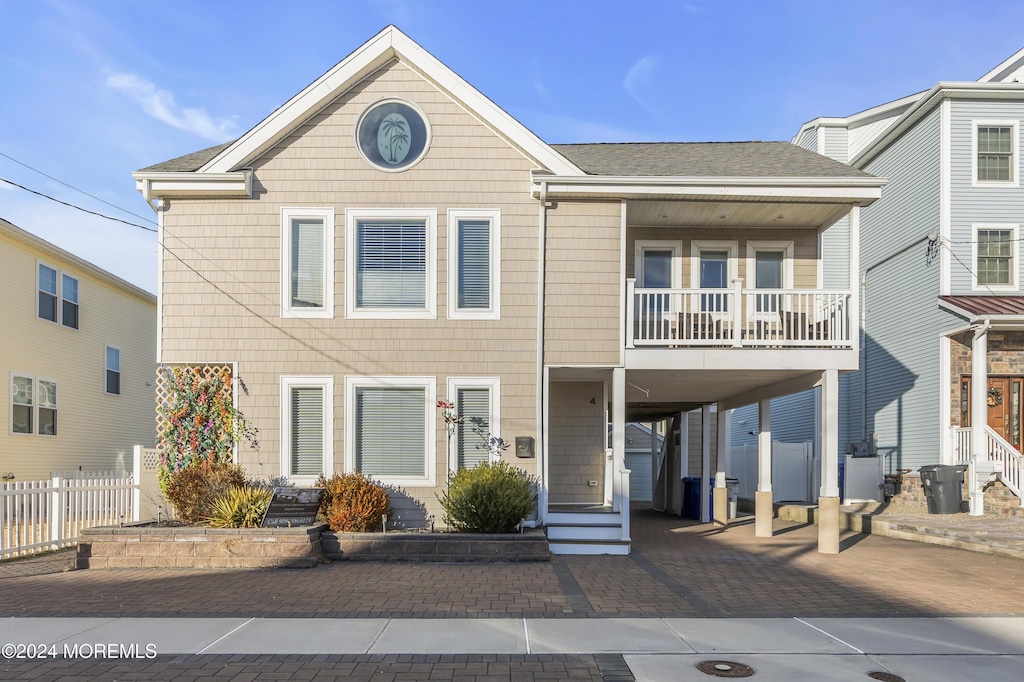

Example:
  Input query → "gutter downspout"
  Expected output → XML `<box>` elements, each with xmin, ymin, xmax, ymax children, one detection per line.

<box><xmin>140</xmin><ymin>179</ymin><xmax>159</xmax><ymax>214</ymax></box>
<box><xmin>969</xmin><ymin>317</ymin><xmax>991</xmax><ymax>516</ymax></box>
<box><xmin>530</xmin><ymin>180</ymin><xmax>548</xmax><ymax>528</ymax></box>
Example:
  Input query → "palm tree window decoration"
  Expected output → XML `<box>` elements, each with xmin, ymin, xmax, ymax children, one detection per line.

<box><xmin>378</xmin><ymin>113</ymin><xmax>411</xmax><ymax>165</ymax></box>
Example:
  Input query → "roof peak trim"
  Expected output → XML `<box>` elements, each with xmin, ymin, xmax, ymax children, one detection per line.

<box><xmin>196</xmin><ymin>25</ymin><xmax>582</xmax><ymax>177</ymax></box>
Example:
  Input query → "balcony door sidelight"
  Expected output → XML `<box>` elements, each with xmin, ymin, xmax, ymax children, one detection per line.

<box><xmin>699</xmin><ymin>250</ymin><xmax>729</xmax><ymax>312</ymax></box>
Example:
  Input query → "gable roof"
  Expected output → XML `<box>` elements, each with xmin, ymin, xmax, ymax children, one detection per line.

<box><xmin>551</xmin><ymin>142</ymin><xmax>872</xmax><ymax>178</ymax></box>
<box><xmin>188</xmin><ymin>25</ymin><xmax>581</xmax><ymax>177</ymax></box>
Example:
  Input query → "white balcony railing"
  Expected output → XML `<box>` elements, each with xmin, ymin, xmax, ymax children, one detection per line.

<box><xmin>626</xmin><ymin>278</ymin><xmax>853</xmax><ymax>348</ymax></box>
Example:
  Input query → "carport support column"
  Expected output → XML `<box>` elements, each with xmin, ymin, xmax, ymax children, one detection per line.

<box><xmin>818</xmin><ymin>369</ymin><xmax>841</xmax><ymax>554</ymax></box>
<box><xmin>611</xmin><ymin>368</ymin><xmax>626</xmax><ymax>513</ymax></box>
<box><xmin>970</xmin><ymin>322</ymin><xmax>989</xmax><ymax>516</ymax></box>
<box><xmin>755</xmin><ymin>398</ymin><xmax>773</xmax><ymax>537</ymax></box>
<box><xmin>700</xmin><ymin>405</ymin><xmax>711</xmax><ymax>523</ymax></box>
<box><xmin>713</xmin><ymin>404</ymin><xmax>729</xmax><ymax>526</ymax></box>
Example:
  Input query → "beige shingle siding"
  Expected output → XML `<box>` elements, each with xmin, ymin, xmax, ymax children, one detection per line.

<box><xmin>548</xmin><ymin>381</ymin><xmax>606</xmax><ymax>503</ymax></box>
<box><xmin>159</xmin><ymin>61</ymin><xmax>542</xmax><ymax>518</ymax></box>
<box><xmin>0</xmin><ymin>229</ymin><xmax>157</xmax><ymax>481</ymax></box>
<box><xmin>544</xmin><ymin>201</ymin><xmax>622</xmax><ymax>366</ymax></box>
<box><xmin>626</xmin><ymin>227</ymin><xmax>820</xmax><ymax>288</ymax></box>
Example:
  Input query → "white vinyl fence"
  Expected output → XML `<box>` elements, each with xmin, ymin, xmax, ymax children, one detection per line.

<box><xmin>0</xmin><ymin>446</ymin><xmax>161</xmax><ymax>560</ymax></box>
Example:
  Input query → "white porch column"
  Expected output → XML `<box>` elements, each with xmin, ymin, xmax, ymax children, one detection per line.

<box><xmin>755</xmin><ymin>398</ymin><xmax>773</xmax><ymax>537</ymax></box>
<box><xmin>700</xmin><ymin>405</ymin><xmax>711</xmax><ymax>523</ymax></box>
<box><xmin>612</xmin><ymin>367</ymin><xmax>626</xmax><ymax>511</ymax></box>
<box><xmin>713</xmin><ymin>404</ymin><xmax>730</xmax><ymax>525</ymax></box>
<box><xmin>970</xmin><ymin>323</ymin><xmax>990</xmax><ymax>516</ymax></box>
<box><xmin>818</xmin><ymin>369</ymin><xmax>841</xmax><ymax>554</ymax></box>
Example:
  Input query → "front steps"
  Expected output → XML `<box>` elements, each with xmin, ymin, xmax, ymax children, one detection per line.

<box><xmin>545</xmin><ymin>507</ymin><xmax>630</xmax><ymax>555</ymax></box>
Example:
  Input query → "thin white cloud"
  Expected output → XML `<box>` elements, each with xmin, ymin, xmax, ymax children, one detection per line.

<box><xmin>520</xmin><ymin>110</ymin><xmax>655</xmax><ymax>144</ymax></box>
<box><xmin>105</xmin><ymin>72</ymin><xmax>238</xmax><ymax>142</ymax></box>
<box><xmin>623</xmin><ymin>55</ymin><xmax>664</xmax><ymax>118</ymax></box>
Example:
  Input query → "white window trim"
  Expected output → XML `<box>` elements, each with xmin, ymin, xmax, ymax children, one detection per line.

<box><xmin>634</xmin><ymin>240</ymin><xmax>683</xmax><ymax>288</ymax></box>
<box><xmin>345</xmin><ymin>208</ymin><xmax>437</xmax><ymax>320</ymax></box>
<box><xmin>36</xmin><ymin>260</ymin><xmax>59</xmax><ymax>326</ymax></box>
<box><xmin>689</xmin><ymin>240</ymin><xmax>739</xmax><ymax>287</ymax></box>
<box><xmin>280</xmin><ymin>207</ymin><xmax>335</xmax><ymax>319</ymax></box>
<box><xmin>10</xmin><ymin>372</ymin><xmax>34</xmax><ymax>437</ymax></box>
<box><xmin>447</xmin><ymin>208</ymin><xmax>501</xmax><ymax>320</ymax></box>
<box><xmin>280</xmin><ymin>375</ymin><xmax>334</xmax><ymax>485</ymax></box>
<box><xmin>105</xmin><ymin>345</ymin><xmax>121</xmax><ymax>396</ymax></box>
<box><xmin>9</xmin><ymin>373</ymin><xmax>58</xmax><ymax>437</ymax></box>
<box><xmin>971</xmin><ymin>223</ymin><xmax>1019</xmax><ymax>291</ymax></box>
<box><xmin>745</xmin><ymin>240</ymin><xmax>795</xmax><ymax>320</ymax></box>
<box><xmin>972</xmin><ymin>119</ymin><xmax>1019</xmax><ymax>188</ymax></box>
<box><xmin>446</xmin><ymin>377</ymin><xmax>500</xmax><ymax>473</ymax></box>
<box><xmin>344</xmin><ymin>375</ymin><xmax>436</xmax><ymax>487</ymax></box>
<box><xmin>61</xmin><ymin>272</ymin><xmax>79</xmax><ymax>330</ymax></box>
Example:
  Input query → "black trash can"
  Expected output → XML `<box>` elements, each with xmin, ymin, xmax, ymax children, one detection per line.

<box><xmin>919</xmin><ymin>464</ymin><xmax>969</xmax><ymax>514</ymax></box>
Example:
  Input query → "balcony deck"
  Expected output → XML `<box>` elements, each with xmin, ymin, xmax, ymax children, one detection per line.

<box><xmin>626</xmin><ymin>279</ymin><xmax>853</xmax><ymax>350</ymax></box>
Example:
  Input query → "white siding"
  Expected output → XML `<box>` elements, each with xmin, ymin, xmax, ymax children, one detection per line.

<box><xmin>822</xmin><ymin>127</ymin><xmax>849</xmax><ymax>163</ymax></box>
<box><xmin>821</xmin><ymin>215</ymin><xmax>850</xmax><ymax>289</ymax></box>
<box><xmin>849</xmin><ymin>114</ymin><xmax>903</xmax><ymax>160</ymax></box>
<box><xmin>795</xmin><ymin>127</ymin><xmax>818</xmax><ymax>152</ymax></box>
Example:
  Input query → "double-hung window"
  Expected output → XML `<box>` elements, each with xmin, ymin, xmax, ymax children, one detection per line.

<box><xmin>105</xmin><ymin>346</ymin><xmax>121</xmax><ymax>395</ymax></box>
<box><xmin>745</xmin><ymin>241</ymin><xmax>794</xmax><ymax>315</ymax></box>
<box><xmin>346</xmin><ymin>209</ymin><xmax>437</xmax><ymax>319</ymax></box>
<box><xmin>448</xmin><ymin>209</ymin><xmax>500</xmax><ymax>319</ymax></box>
<box><xmin>37</xmin><ymin>264</ymin><xmax>79</xmax><ymax>327</ymax></box>
<box><xmin>974</xmin><ymin>224</ymin><xmax>1018</xmax><ymax>290</ymax></box>
<box><xmin>345</xmin><ymin>376</ymin><xmax>436</xmax><ymax>486</ymax></box>
<box><xmin>447</xmin><ymin>377</ymin><xmax>500</xmax><ymax>472</ymax></box>
<box><xmin>691</xmin><ymin>241</ymin><xmax>738</xmax><ymax>313</ymax></box>
<box><xmin>10</xmin><ymin>374</ymin><xmax>57</xmax><ymax>436</ymax></box>
<box><xmin>281</xmin><ymin>207</ymin><xmax>334</xmax><ymax>318</ymax></box>
<box><xmin>974</xmin><ymin>121</ymin><xmax>1018</xmax><ymax>187</ymax></box>
<box><xmin>280</xmin><ymin>376</ymin><xmax>333</xmax><ymax>481</ymax></box>
<box><xmin>38</xmin><ymin>264</ymin><xmax>58</xmax><ymax>322</ymax></box>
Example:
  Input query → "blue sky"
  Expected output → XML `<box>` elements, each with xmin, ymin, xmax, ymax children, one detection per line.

<box><xmin>2</xmin><ymin>0</ymin><xmax>1022</xmax><ymax>293</ymax></box>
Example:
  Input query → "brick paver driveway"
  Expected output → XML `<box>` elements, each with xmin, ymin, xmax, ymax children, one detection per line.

<box><xmin>2</xmin><ymin>510</ymin><xmax>1021</xmax><ymax>619</ymax></box>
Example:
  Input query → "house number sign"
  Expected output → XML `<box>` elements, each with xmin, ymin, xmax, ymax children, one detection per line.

<box><xmin>356</xmin><ymin>98</ymin><xmax>430</xmax><ymax>171</ymax></box>
<box><xmin>260</xmin><ymin>487</ymin><xmax>324</xmax><ymax>527</ymax></box>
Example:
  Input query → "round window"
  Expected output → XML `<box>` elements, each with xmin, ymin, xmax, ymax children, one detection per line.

<box><xmin>355</xmin><ymin>99</ymin><xmax>430</xmax><ymax>172</ymax></box>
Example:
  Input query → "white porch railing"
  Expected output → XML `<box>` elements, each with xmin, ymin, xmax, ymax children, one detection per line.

<box><xmin>1</xmin><ymin>473</ymin><xmax>138</xmax><ymax>559</ymax></box>
<box><xmin>953</xmin><ymin>426</ymin><xmax>1024</xmax><ymax>503</ymax></box>
<box><xmin>619</xmin><ymin>468</ymin><xmax>631</xmax><ymax>542</ymax></box>
<box><xmin>626</xmin><ymin>278</ymin><xmax>852</xmax><ymax>348</ymax></box>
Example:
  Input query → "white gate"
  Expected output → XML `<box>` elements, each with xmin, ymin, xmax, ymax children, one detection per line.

<box><xmin>731</xmin><ymin>441</ymin><xmax>815</xmax><ymax>503</ymax></box>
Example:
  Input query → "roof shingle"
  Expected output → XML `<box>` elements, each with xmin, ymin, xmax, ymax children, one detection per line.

<box><xmin>137</xmin><ymin>141</ymin><xmax>235</xmax><ymax>173</ymax></box>
<box><xmin>551</xmin><ymin>141</ymin><xmax>873</xmax><ymax>178</ymax></box>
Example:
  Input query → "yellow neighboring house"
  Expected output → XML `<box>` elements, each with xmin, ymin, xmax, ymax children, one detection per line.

<box><xmin>1</xmin><ymin>217</ymin><xmax>157</xmax><ymax>481</ymax></box>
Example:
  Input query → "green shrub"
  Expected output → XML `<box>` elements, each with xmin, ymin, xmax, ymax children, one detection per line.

<box><xmin>207</xmin><ymin>486</ymin><xmax>273</xmax><ymax>528</ymax></box>
<box><xmin>437</xmin><ymin>461</ymin><xmax>536</xmax><ymax>533</ymax></box>
<box><xmin>315</xmin><ymin>473</ymin><xmax>393</xmax><ymax>532</ymax></box>
<box><xmin>164</xmin><ymin>462</ymin><xmax>246</xmax><ymax>524</ymax></box>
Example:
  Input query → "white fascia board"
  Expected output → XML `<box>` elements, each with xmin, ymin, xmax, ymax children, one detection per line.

<box><xmin>533</xmin><ymin>175</ymin><xmax>885</xmax><ymax>202</ymax></box>
<box><xmin>850</xmin><ymin>82</ymin><xmax>1024</xmax><ymax>169</ymax></box>
<box><xmin>198</xmin><ymin>26</ymin><xmax>582</xmax><ymax>177</ymax></box>
<box><xmin>132</xmin><ymin>171</ymin><xmax>252</xmax><ymax>198</ymax></box>
<box><xmin>980</xmin><ymin>46</ymin><xmax>1024</xmax><ymax>83</ymax></box>
<box><xmin>845</xmin><ymin>91</ymin><xmax>924</xmax><ymax>127</ymax></box>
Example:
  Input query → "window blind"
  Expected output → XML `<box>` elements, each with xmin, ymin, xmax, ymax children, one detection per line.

<box><xmin>456</xmin><ymin>387</ymin><xmax>490</xmax><ymax>469</ymax></box>
<box><xmin>356</xmin><ymin>221</ymin><xmax>426</xmax><ymax>308</ymax></box>
<box><xmin>291</xmin><ymin>218</ymin><xmax>325</xmax><ymax>308</ymax></box>
<box><xmin>458</xmin><ymin>220</ymin><xmax>490</xmax><ymax>309</ymax></box>
<box><xmin>355</xmin><ymin>386</ymin><xmax>425</xmax><ymax>476</ymax></box>
<box><xmin>290</xmin><ymin>386</ymin><xmax>324</xmax><ymax>476</ymax></box>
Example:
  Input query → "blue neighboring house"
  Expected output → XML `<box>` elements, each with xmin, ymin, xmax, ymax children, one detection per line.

<box><xmin>732</xmin><ymin>48</ymin><xmax>1024</xmax><ymax>514</ymax></box>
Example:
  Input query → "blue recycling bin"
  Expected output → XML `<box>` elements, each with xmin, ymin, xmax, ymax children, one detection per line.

<box><xmin>682</xmin><ymin>477</ymin><xmax>701</xmax><ymax>519</ymax></box>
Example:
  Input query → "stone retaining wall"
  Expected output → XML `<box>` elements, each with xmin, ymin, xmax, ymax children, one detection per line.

<box><xmin>77</xmin><ymin>524</ymin><xmax>326</xmax><ymax>569</ymax></box>
<box><xmin>321</xmin><ymin>529</ymin><xmax>550</xmax><ymax>562</ymax></box>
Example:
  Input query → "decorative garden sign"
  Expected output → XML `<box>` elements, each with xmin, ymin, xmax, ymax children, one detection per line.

<box><xmin>261</xmin><ymin>487</ymin><xmax>324</xmax><ymax>527</ymax></box>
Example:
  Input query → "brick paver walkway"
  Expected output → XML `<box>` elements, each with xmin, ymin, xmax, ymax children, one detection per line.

<box><xmin>2</xmin><ymin>511</ymin><xmax>1021</xmax><ymax>621</ymax></box>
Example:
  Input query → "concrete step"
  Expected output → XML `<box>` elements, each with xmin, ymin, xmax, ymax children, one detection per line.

<box><xmin>545</xmin><ymin>523</ymin><xmax>623</xmax><ymax>541</ymax></box>
<box><xmin>547</xmin><ymin>511</ymin><xmax>623</xmax><ymax>526</ymax></box>
<box><xmin>548</xmin><ymin>538</ymin><xmax>631</xmax><ymax>555</ymax></box>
